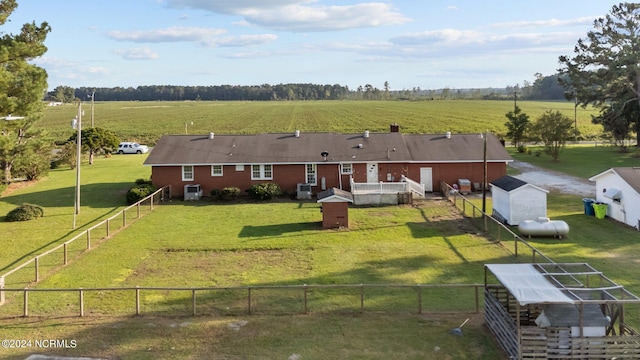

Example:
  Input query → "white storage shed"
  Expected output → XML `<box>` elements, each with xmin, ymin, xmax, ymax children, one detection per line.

<box><xmin>588</xmin><ymin>167</ymin><xmax>640</xmax><ymax>230</ymax></box>
<box><xmin>490</xmin><ymin>175</ymin><xmax>548</xmax><ymax>226</ymax></box>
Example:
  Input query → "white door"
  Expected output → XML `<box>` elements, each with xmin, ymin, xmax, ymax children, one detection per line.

<box><xmin>420</xmin><ymin>167</ymin><xmax>433</xmax><ymax>192</ymax></box>
<box><xmin>367</xmin><ymin>163</ymin><xmax>378</xmax><ymax>183</ymax></box>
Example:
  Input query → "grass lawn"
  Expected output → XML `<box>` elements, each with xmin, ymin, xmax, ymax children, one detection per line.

<box><xmin>508</xmin><ymin>143</ymin><xmax>640</xmax><ymax>179</ymax></box>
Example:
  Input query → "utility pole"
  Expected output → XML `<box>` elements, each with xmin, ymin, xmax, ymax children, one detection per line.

<box><xmin>72</xmin><ymin>102</ymin><xmax>82</xmax><ymax>229</ymax></box>
<box><xmin>88</xmin><ymin>92</ymin><xmax>95</xmax><ymax>127</ymax></box>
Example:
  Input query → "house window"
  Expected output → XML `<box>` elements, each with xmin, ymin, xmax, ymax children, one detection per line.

<box><xmin>306</xmin><ymin>164</ymin><xmax>317</xmax><ymax>185</ymax></box>
<box><xmin>251</xmin><ymin>164</ymin><xmax>273</xmax><ymax>180</ymax></box>
<box><xmin>211</xmin><ymin>164</ymin><xmax>223</xmax><ymax>176</ymax></box>
<box><xmin>182</xmin><ymin>165</ymin><xmax>194</xmax><ymax>181</ymax></box>
<box><xmin>341</xmin><ymin>163</ymin><xmax>352</xmax><ymax>174</ymax></box>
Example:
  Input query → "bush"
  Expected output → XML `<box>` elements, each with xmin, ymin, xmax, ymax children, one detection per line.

<box><xmin>517</xmin><ymin>145</ymin><xmax>527</xmax><ymax>153</ymax></box>
<box><xmin>222</xmin><ymin>187</ymin><xmax>241</xmax><ymax>200</ymax></box>
<box><xmin>126</xmin><ymin>184</ymin><xmax>157</xmax><ymax>204</ymax></box>
<box><xmin>135</xmin><ymin>178</ymin><xmax>152</xmax><ymax>185</ymax></box>
<box><xmin>248</xmin><ymin>183</ymin><xmax>281</xmax><ymax>200</ymax></box>
<box><xmin>6</xmin><ymin>203</ymin><xmax>44</xmax><ymax>222</ymax></box>
<box><xmin>211</xmin><ymin>187</ymin><xmax>241</xmax><ymax>201</ymax></box>
<box><xmin>210</xmin><ymin>189</ymin><xmax>222</xmax><ymax>200</ymax></box>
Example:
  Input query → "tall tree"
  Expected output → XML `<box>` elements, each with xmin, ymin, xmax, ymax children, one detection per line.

<box><xmin>0</xmin><ymin>0</ymin><xmax>51</xmax><ymax>183</ymax></box>
<box><xmin>558</xmin><ymin>2</ymin><xmax>640</xmax><ymax>147</ymax></box>
<box><xmin>532</xmin><ymin>110</ymin><xmax>574</xmax><ymax>161</ymax></box>
<box><xmin>504</xmin><ymin>106</ymin><xmax>530</xmax><ymax>149</ymax></box>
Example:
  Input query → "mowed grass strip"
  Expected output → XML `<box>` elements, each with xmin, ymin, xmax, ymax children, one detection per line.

<box><xmin>0</xmin><ymin>313</ymin><xmax>505</xmax><ymax>360</ymax></box>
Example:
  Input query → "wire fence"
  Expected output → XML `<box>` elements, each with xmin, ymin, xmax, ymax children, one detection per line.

<box><xmin>0</xmin><ymin>283</ymin><xmax>484</xmax><ymax>318</ymax></box>
<box><xmin>440</xmin><ymin>181</ymin><xmax>555</xmax><ymax>264</ymax></box>
<box><xmin>0</xmin><ymin>186</ymin><xmax>171</xmax><ymax>306</ymax></box>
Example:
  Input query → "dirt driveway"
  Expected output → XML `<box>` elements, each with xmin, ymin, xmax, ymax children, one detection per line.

<box><xmin>509</xmin><ymin>160</ymin><xmax>595</xmax><ymax>197</ymax></box>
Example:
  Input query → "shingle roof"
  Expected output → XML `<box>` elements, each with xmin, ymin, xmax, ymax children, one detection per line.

<box><xmin>144</xmin><ymin>132</ymin><xmax>512</xmax><ymax>165</ymax></box>
<box><xmin>491</xmin><ymin>175</ymin><xmax>527</xmax><ymax>191</ymax></box>
<box><xmin>317</xmin><ymin>188</ymin><xmax>354</xmax><ymax>202</ymax></box>
<box><xmin>612</xmin><ymin>167</ymin><xmax>640</xmax><ymax>193</ymax></box>
<box><xmin>606</xmin><ymin>167</ymin><xmax>640</xmax><ymax>194</ymax></box>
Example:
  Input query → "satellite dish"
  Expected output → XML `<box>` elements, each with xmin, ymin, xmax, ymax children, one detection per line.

<box><xmin>321</xmin><ymin>151</ymin><xmax>329</xmax><ymax>157</ymax></box>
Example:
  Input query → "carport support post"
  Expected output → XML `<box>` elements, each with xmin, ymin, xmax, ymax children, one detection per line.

<box><xmin>516</xmin><ymin>302</ymin><xmax>522</xmax><ymax>359</ymax></box>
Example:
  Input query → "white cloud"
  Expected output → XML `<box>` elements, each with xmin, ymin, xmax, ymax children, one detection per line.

<box><xmin>201</xmin><ymin>34</ymin><xmax>278</xmax><ymax>47</ymax></box>
<box><xmin>107</xmin><ymin>26</ymin><xmax>227</xmax><ymax>43</ymax></box>
<box><xmin>113</xmin><ymin>47</ymin><xmax>160</xmax><ymax>60</ymax></box>
<box><xmin>165</xmin><ymin>0</ymin><xmax>411</xmax><ymax>32</ymax></box>
<box><xmin>491</xmin><ymin>16</ymin><xmax>597</xmax><ymax>29</ymax></box>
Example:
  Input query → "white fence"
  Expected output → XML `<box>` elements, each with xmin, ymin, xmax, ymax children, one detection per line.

<box><xmin>350</xmin><ymin>176</ymin><xmax>424</xmax><ymax>197</ymax></box>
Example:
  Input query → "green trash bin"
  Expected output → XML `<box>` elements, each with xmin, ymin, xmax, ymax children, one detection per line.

<box><xmin>592</xmin><ymin>202</ymin><xmax>608</xmax><ymax>219</ymax></box>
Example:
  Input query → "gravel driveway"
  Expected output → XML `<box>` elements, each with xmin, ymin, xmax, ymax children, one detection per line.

<box><xmin>509</xmin><ymin>160</ymin><xmax>595</xmax><ymax>197</ymax></box>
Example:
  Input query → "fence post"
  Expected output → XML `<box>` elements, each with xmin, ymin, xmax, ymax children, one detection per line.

<box><xmin>23</xmin><ymin>289</ymin><xmax>28</xmax><ymax>317</ymax></box>
<box><xmin>64</xmin><ymin>243</ymin><xmax>68</xmax><ymax>265</ymax></box>
<box><xmin>0</xmin><ymin>276</ymin><xmax>4</xmax><ymax>305</ymax></box>
<box><xmin>514</xmin><ymin>237</ymin><xmax>519</xmax><ymax>257</ymax></box>
<box><xmin>247</xmin><ymin>288</ymin><xmax>252</xmax><ymax>315</ymax></box>
<box><xmin>35</xmin><ymin>257</ymin><xmax>39</xmax><ymax>282</ymax></box>
<box><xmin>123</xmin><ymin>210</ymin><xmax>127</xmax><ymax>228</ymax></box>
<box><xmin>136</xmin><ymin>286</ymin><xmax>140</xmax><ymax>315</ymax></box>
<box><xmin>150</xmin><ymin>195</ymin><xmax>154</xmax><ymax>210</ymax></box>
<box><xmin>360</xmin><ymin>284</ymin><xmax>365</xmax><ymax>313</ymax></box>
<box><xmin>137</xmin><ymin>203</ymin><xmax>141</xmax><ymax>219</ymax></box>
<box><xmin>417</xmin><ymin>285</ymin><xmax>422</xmax><ymax>314</ymax></box>
<box><xmin>462</xmin><ymin>199</ymin><xmax>466</xmax><ymax>215</ymax></box>
<box><xmin>87</xmin><ymin>229</ymin><xmax>91</xmax><ymax>249</ymax></box>
<box><xmin>192</xmin><ymin>289</ymin><xmax>197</xmax><ymax>316</ymax></box>
<box><xmin>475</xmin><ymin>285</ymin><xmax>480</xmax><ymax>313</ymax></box>
<box><xmin>303</xmin><ymin>285</ymin><xmax>308</xmax><ymax>314</ymax></box>
<box><xmin>106</xmin><ymin>219</ymin><xmax>110</xmax><ymax>237</ymax></box>
<box><xmin>79</xmin><ymin>288</ymin><xmax>84</xmax><ymax>317</ymax></box>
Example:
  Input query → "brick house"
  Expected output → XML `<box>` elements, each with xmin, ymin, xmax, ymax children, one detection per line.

<box><xmin>143</xmin><ymin>128</ymin><xmax>512</xmax><ymax>197</ymax></box>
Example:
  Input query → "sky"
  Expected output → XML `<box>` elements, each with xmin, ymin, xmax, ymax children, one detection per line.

<box><xmin>3</xmin><ymin>0</ymin><xmax>622</xmax><ymax>91</ymax></box>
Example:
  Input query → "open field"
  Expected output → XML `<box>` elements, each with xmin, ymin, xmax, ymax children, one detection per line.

<box><xmin>39</xmin><ymin>100</ymin><xmax>601</xmax><ymax>145</ymax></box>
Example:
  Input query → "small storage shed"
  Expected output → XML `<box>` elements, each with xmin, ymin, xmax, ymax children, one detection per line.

<box><xmin>317</xmin><ymin>188</ymin><xmax>353</xmax><ymax>229</ymax></box>
<box><xmin>490</xmin><ymin>175</ymin><xmax>548</xmax><ymax>225</ymax></box>
<box><xmin>588</xmin><ymin>167</ymin><xmax>640</xmax><ymax>229</ymax></box>
<box><xmin>485</xmin><ymin>263</ymin><xmax>640</xmax><ymax>360</ymax></box>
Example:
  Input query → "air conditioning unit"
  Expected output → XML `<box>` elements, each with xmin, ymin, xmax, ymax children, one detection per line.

<box><xmin>297</xmin><ymin>183</ymin><xmax>312</xmax><ymax>200</ymax></box>
<box><xmin>184</xmin><ymin>184</ymin><xmax>203</xmax><ymax>201</ymax></box>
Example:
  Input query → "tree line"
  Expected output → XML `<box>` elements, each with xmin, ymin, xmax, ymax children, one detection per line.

<box><xmin>46</xmin><ymin>74</ymin><xmax>568</xmax><ymax>103</ymax></box>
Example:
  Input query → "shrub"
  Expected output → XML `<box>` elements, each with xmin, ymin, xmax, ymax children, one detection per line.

<box><xmin>222</xmin><ymin>187</ymin><xmax>241</xmax><ymax>200</ymax></box>
<box><xmin>210</xmin><ymin>189</ymin><xmax>222</xmax><ymax>200</ymax></box>
<box><xmin>517</xmin><ymin>145</ymin><xmax>527</xmax><ymax>153</ymax></box>
<box><xmin>126</xmin><ymin>184</ymin><xmax>157</xmax><ymax>204</ymax></box>
<box><xmin>248</xmin><ymin>183</ymin><xmax>281</xmax><ymax>200</ymax></box>
<box><xmin>135</xmin><ymin>178</ymin><xmax>152</xmax><ymax>185</ymax></box>
<box><xmin>6</xmin><ymin>203</ymin><xmax>44</xmax><ymax>222</ymax></box>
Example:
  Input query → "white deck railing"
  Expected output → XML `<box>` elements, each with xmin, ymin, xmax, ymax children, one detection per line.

<box><xmin>350</xmin><ymin>176</ymin><xmax>424</xmax><ymax>198</ymax></box>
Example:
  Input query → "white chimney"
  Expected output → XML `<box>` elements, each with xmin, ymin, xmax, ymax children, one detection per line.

<box><xmin>295</xmin><ymin>130</ymin><xmax>300</xmax><ymax>138</ymax></box>
<box><xmin>445</xmin><ymin>131</ymin><xmax>451</xmax><ymax>139</ymax></box>
<box><xmin>209</xmin><ymin>132</ymin><xmax>215</xmax><ymax>139</ymax></box>
<box><xmin>364</xmin><ymin>130</ymin><xmax>370</xmax><ymax>138</ymax></box>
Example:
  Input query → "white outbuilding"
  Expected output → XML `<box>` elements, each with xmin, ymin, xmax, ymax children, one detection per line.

<box><xmin>588</xmin><ymin>167</ymin><xmax>640</xmax><ymax>230</ymax></box>
<box><xmin>490</xmin><ymin>175</ymin><xmax>549</xmax><ymax>226</ymax></box>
